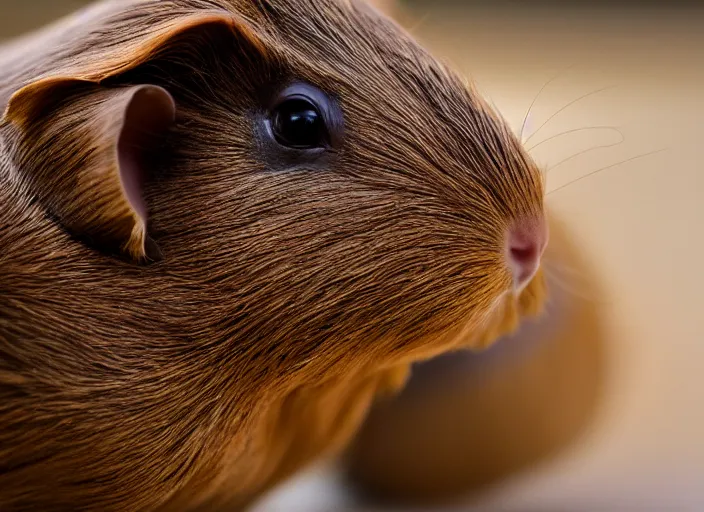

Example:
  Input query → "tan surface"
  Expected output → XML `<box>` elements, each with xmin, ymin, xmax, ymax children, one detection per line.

<box><xmin>2</xmin><ymin>2</ymin><xmax>702</xmax><ymax>511</ymax></box>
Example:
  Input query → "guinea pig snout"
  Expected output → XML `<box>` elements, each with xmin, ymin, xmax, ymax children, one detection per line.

<box><xmin>506</xmin><ymin>215</ymin><xmax>548</xmax><ymax>292</ymax></box>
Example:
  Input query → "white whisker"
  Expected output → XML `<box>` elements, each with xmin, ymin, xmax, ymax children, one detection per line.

<box><xmin>547</xmin><ymin>148</ymin><xmax>668</xmax><ymax>196</ymax></box>
<box><xmin>524</xmin><ymin>85</ymin><xmax>617</xmax><ymax>146</ymax></box>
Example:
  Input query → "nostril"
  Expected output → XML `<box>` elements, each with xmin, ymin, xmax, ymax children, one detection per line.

<box><xmin>507</xmin><ymin>216</ymin><xmax>548</xmax><ymax>291</ymax></box>
<box><xmin>510</xmin><ymin>244</ymin><xmax>538</xmax><ymax>267</ymax></box>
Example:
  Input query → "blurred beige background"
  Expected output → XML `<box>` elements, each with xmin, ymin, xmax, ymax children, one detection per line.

<box><xmin>2</xmin><ymin>1</ymin><xmax>702</xmax><ymax>511</ymax></box>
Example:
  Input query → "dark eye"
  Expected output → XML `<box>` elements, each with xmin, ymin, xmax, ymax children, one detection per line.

<box><xmin>271</xmin><ymin>96</ymin><xmax>328</xmax><ymax>149</ymax></box>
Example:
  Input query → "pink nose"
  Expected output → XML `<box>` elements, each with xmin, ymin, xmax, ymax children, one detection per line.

<box><xmin>507</xmin><ymin>216</ymin><xmax>548</xmax><ymax>291</ymax></box>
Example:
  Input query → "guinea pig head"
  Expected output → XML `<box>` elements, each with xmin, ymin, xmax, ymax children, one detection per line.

<box><xmin>3</xmin><ymin>0</ymin><xmax>546</xmax><ymax>389</ymax></box>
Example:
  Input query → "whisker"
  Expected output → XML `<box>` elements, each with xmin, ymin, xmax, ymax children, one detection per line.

<box><xmin>406</xmin><ymin>9</ymin><xmax>432</xmax><ymax>35</ymax></box>
<box><xmin>547</xmin><ymin>148</ymin><xmax>668</xmax><ymax>196</ymax></box>
<box><xmin>543</xmin><ymin>255</ymin><xmax>591</xmax><ymax>284</ymax></box>
<box><xmin>545</xmin><ymin>131</ymin><xmax>626</xmax><ymax>174</ymax></box>
<box><xmin>543</xmin><ymin>266</ymin><xmax>607</xmax><ymax>304</ymax></box>
<box><xmin>542</xmin><ymin>256</ymin><xmax>609</xmax><ymax>303</ymax></box>
<box><xmin>523</xmin><ymin>85</ymin><xmax>617</xmax><ymax>146</ymax></box>
<box><xmin>527</xmin><ymin>125</ymin><xmax>624</xmax><ymax>153</ymax></box>
<box><xmin>519</xmin><ymin>63</ymin><xmax>578</xmax><ymax>142</ymax></box>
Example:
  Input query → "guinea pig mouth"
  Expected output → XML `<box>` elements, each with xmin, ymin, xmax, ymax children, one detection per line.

<box><xmin>452</xmin><ymin>278</ymin><xmax>539</xmax><ymax>351</ymax></box>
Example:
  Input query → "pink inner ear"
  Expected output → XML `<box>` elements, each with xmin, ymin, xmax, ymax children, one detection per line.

<box><xmin>117</xmin><ymin>86</ymin><xmax>176</xmax><ymax>221</ymax></box>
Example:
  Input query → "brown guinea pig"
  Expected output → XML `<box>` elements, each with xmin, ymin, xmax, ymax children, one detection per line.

<box><xmin>0</xmin><ymin>0</ymin><xmax>547</xmax><ymax>511</ymax></box>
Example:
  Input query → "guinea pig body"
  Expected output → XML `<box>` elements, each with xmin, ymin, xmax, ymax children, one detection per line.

<box><xmin>0</xmin><ymin>1</ymin><xmax>546</xmax><ymax>510</ymax></box>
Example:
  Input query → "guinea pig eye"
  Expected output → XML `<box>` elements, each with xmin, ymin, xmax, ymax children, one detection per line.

<box><xmin>264</xmin><ymin>83</ymin><xmax>343</xmax><ymax>156</ymax></box>
<box><xmin>271</xmin><ymin>97</ymin><xmax>327</xmax><ymax>149</ymax></box>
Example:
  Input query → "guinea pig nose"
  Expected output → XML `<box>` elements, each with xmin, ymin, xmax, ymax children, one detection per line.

<box><xmin>507</xmin><ymin>216</ymin><xmax>548</xmax><ymax>292</ymax></box>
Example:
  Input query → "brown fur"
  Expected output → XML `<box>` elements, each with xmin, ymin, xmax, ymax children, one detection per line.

<box><xmin>0</xmin><ymin>0</ymin><xmax>546</xmax><ymax>510</ymax></box>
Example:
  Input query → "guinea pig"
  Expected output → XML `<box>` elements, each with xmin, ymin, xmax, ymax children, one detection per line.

<box><xmin>0</xmin><ymin>0</ymin><xmax>547</xmax><ymax>510</ymax></box>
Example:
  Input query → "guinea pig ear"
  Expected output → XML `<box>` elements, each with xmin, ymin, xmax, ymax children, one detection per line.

<box><xmin>7</xmin><ymin>12</ymin><xmax>267</xmax><ymax>85</ymax></box>
<box><xmin>2</xmin><ymin>12</ymin><xmax>265</xmax><ymax>262</ymax></box>
<box><xmin>5</xmin><ymin>81</ymin><xmax>175</xmax><ymax>262</ymax></box>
